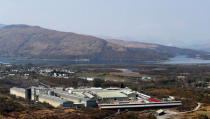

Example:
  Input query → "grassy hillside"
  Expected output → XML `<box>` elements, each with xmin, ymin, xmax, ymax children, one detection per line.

<box><xmin>0</xmin><ymin>25</ymin><xmax>208</xmax><ymax>63</ymax></box>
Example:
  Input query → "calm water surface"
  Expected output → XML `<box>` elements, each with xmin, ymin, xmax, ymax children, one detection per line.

<box><xmin>162</xmin><ymin>56</ymin><xmax>210</xmax><ymax>64</ymax></box>
<box><xmin>1</xmin><ymin>55</ymin><xmax>210</xmax><ymax>65</ymax></box>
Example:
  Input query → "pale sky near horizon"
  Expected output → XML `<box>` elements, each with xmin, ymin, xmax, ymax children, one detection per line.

<box><xmin>0</xmin><ymin>0</ymin><xmax>210</xmax><ymax>48</ymax></box>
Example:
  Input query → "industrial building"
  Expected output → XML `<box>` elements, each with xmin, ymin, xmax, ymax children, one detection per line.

<box><xmin>92</xmin><ymin>90</ymin><xmax>129</xmax><ymax>103</ymax></box>
<box><xmin>10</xmin><ymin>86</ymin><xmax>182</xmax><ymax>109</ymax></box>
<box><xmin>10</xmin><ymin>87</ymin><xmax>26</xmax><ymax>99</ymax></box>
<box><xmin>39</xmin><ymin>94</ymin><xmax>73</xmax><ymax>108</ymax></box>
<box><xmin>55</xmin><ymin>91</ymin><xmax>97</xmax><ymax>107</ymax></box>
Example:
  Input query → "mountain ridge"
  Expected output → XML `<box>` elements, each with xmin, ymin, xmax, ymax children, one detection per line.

<box><xmin>0</xmin><ymin>24</ymin><xmax>208</xmax><ymax>63</ymax></box>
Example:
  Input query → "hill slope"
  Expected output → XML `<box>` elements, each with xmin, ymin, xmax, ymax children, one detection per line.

<box><xmin>198</xmin><ymin>43</ymin><xmax>210</xmax><ymax>52</ymax></box>
<box><xmin>0</xmin><ymin>24</ymin><xmax>5</xmax><ymax>27</ymax></box>
<box><xmin>0</xmin><ymin>25</ymin><xmax>206</xmax><ymax>63</ymax></box>
<box><xmin>105</xmin><ymin>39</ymin><xmax>206</xmax><ymax>58</ymax></box>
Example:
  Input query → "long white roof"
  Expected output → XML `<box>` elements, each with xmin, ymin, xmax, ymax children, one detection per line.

<box><xmin>96</xmin><ymin>92</ymin><xmax>128</xmax><ymax>98</ymax></box>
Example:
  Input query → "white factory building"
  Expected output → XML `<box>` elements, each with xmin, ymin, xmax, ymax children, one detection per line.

<box><xmin>10</xmin><ymin>87</ymin><xmax>26</xmax><ymax>99</ymax></box>
<box><xmin>39</xmin><ymin>94</ymin><xmax>73</xmax><ymax>107</ymax></box>
<box><xmin>10</xmin><ymin>86</ymin><xmax>181</xmax><ymax>109</ymax></box>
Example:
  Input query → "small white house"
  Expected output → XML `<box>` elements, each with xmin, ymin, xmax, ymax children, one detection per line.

<box><xmin>142</xmin><ymin>77</ymin><xmax>152</xmax><ymax>80</ymax></box>
<box><xmin>9</xmin><ymin>74</ymin><xmax>15</xmax><ymax>76</ymax></box>
<box><xmin>87</xmin><ymin>77</ymin><xmax>94</xmax><ymax>81</ymax></box>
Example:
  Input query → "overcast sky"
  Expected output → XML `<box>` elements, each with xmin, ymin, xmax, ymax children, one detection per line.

<box><xmin>0</xmin><ymin>0</ymin><xmax>210</xmax><ymax>47</ymax></box>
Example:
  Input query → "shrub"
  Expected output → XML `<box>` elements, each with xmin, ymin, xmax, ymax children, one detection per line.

<box><xmin>196</xmin><ymin>114</ymin><xmax>209</xmax><ymax>119</ymax></box>
<box><xmin>0</xmin><ymin>96</ymin><xmax>25</xmax><ymax>115</ymax></box>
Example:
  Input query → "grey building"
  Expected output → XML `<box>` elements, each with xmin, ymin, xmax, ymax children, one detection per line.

<box><xmin>39</xmin><ymin>94</ymin><xmax>73</xmax><ymax>108</ymax></box>
<box><xmin>55</xmin><ymin>91</ymin><xmax>97</xmax><ymax>107</ymax></box>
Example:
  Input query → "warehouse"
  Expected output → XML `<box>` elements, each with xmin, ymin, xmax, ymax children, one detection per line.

<box><xmin>120</xmin><ymin>90</ymin><xmax>137</xmax><ymax>98</ymax></box>
<box><xmin>31</xmin><ymin>86</ymin><xmax>50</xmax><ymax>101</ymax></box>
<box><xmin>39</xmin><ymin>94</ymin><xmax>73</xmax><ymax>108</ymax></box>
<box><xmin>10</xmin><ymin>87</ymin><xmax>26</xmax><ymax>98</ymax></box>
<box><xmin>95</xmin><ymin>91</ymin><xmax>129</xmax><ymax>103</ymax></box>
<box><xmin>9</xmin><ymin>86</ymin><xmax>181</xmax><ymax>109</ymax></box>
<box><xmin>55</xmin><ymin>91</ymin><xmax>97</xmax><ymax>107</ymax></box>
<box><xmin>65</xmin><ymin>87</ymin><xmax>134</xmax><ymax>103</ymax></box>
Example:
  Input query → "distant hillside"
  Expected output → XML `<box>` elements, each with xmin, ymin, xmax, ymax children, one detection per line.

<box><xmin>199</xmin><ymin>43</ymin><xmax>210</xmax><ymax>52</ymax></box>
<box><xmin>0</xmin><ymin>24</ymin><xmax>208</xmax><ymax>63</ymax></box>
<box><xmin>105</xmin><ymin>39</ymin><xmax>207</xmax><ymax>58</ymax></box>
<box><xmin>189</xmin><ymin>42</ymin><xmax>210</xmax><ymax>52</ymax></box>
<box><xmin>0</xmin><ymin>24</ymin><xmax>5</xmax><ymax>27</ymax></box>
<box><xmin>105</xmin><ymin>39</ymin><xmax>159</xmax><ymax>49</ymax></box>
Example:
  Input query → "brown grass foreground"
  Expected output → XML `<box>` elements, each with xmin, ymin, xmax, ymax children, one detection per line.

<box><xmin>0</xmin><ymin>95</ymin><xmax>114</xmax><ymax>119</ymax></box>
<box><xmin>0</xmin><ymin>108</ymin><xmax>114</xmax><ymax>119</ymax></box>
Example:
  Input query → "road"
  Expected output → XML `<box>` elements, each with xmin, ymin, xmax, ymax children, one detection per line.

<box><xmin>157</xmin><ymin>103</ymin><xmax>201</xmax><ymax>119</ymax></box>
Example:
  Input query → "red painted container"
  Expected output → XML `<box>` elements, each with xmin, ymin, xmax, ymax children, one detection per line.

<box><xmin>149</xmin><ymin>98</ymin><xmax>162</xmax><ymax>102</ymax></box>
